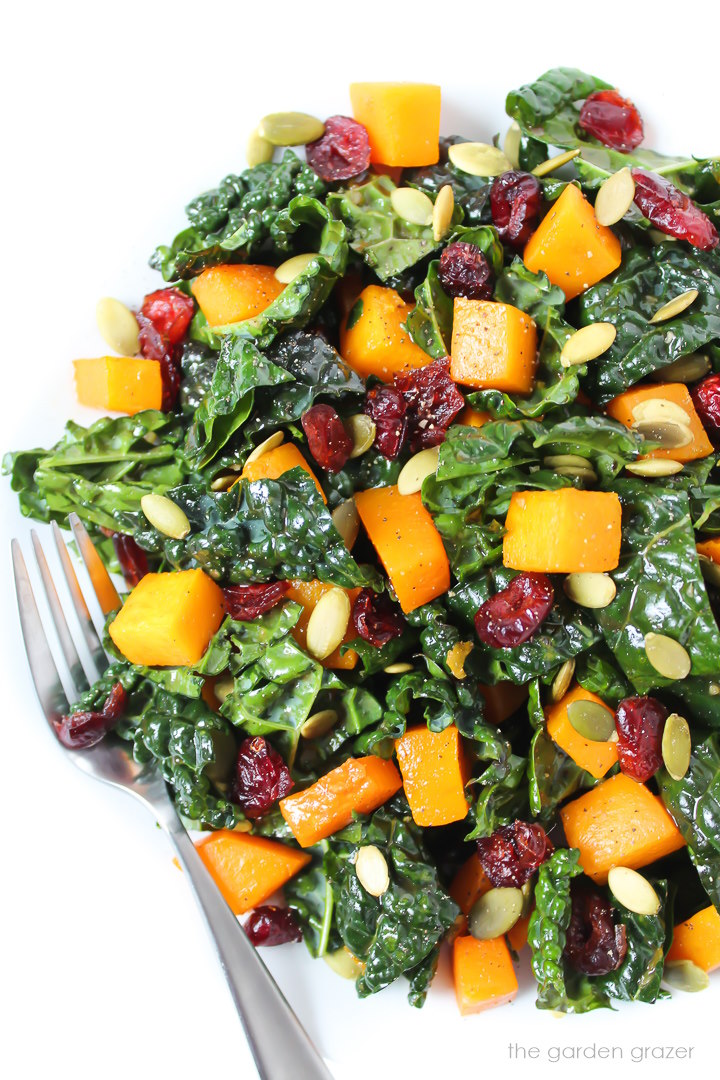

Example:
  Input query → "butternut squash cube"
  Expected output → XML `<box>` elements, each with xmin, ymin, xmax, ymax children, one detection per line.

<box><xmin>607</xmin><ymin>382</ymin><xmax>713</xmax><ymax>463</ymax></box>
<box><xmin>546</xmin><ymin>684</ymin><xmax>618</xmax><ymax>780</ymax></box>
<box><xmin>240</xmin><ymin>442</ymin><xmax>326</xmax><ymax>501</ymax></box>
<box><xmin>503</xmin><ymin>489</ymin><xmax>622</xmax><ymax>573</ymax></box>
<box><xmin>450</xmin><ymin>854</ymin><xmax>493</xmax><ymax>915</ymax></box>
<box><xmin>73</xmin><ymin>357</ymin><xmax>162</xmax><ymax>415</ymax></box>
<box><xmin>450</xmin><ymin>299</ymin><xmax>537</xmax><ymax>394</ymax></box>
<box><xmin>395</xmin><ymin>724</ymin><xmax>469</xmax><ymax>827</ymax></box>
<box><xmin>523</xmin><ymin>183</ymin><xmax>622</xmax><ymax>300</ymax></box>
<box><xmin>196</xmin><ymin>831</ymin><xmax>310</xmax><ymax>915</ymax></box>
<box><xmin>191</xmin><ymin>264</ymin><xmax>284</xmax><ymax>327</ymax></box>
<box><xmin>458</xmin><ymin>405</ymin><xmax>491</xmax><ymax>429</ymax></box>
<box><xmin>667</xmin><ymin>905</ymin><xmax>720</xmax><ymax>972</ymax></box>
<box><xmin>697</xmin><ymin>537</ymin><xmax>720</xmax><ymax>564</ymax></box>
<box><xmin>453</xmin><ymin>935</ymin><xmax>518</xmax><ymax>1015</ymax></box>
<box><xmin>109</xmin><ymin>569</ymin><xmax>225</xmax><ymax>667</ymax></box>
<box><xmin>285</xmin><ymin>579</ymin><xmax>360</xmax><ymax>670</ymax></box>
<box><xmin>340</xmin><ymin>284</ymin><xmax>431</xmax><ymax>381</ymax></box>
<box><xmin>349</xmin><ymin>82</ymin><xmax>441</xmax><ymax>167</ymax></box>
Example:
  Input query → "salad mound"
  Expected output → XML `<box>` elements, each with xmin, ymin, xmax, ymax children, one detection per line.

<box><xmin>6</xmin><ymin>69</ymin><xmax>720</xmax><ymax>1015</ymax></box>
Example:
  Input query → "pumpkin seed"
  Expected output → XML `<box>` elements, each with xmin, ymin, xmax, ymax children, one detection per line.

<box><xmin>258</xmin><ymin>111</ymin><xmax>325</xmax><ymax>146</ymax></box>
<box><xmin>564</xmin><ymin>572</ymin><xmax>617</xmax><ymax>609</ymax></box>
<box><xmin>397</xmin><ymin>446</ymin><xmax>440</xmax><ymax>495</ymax></box>
<box><xmin>532</xmin><ymin>148</ymin><xmax>581</xmax><ymax>178</ymax></box>
<box><xmin>543</xmin><ymin>454</ymin><xmax>592</xmax><ymax>470</ymax></box>
<box><xmin>632</xmin><ymin>419</ymin><xmax>693</xmax><ymax>448</ymax></box>
<box><xmin>663</xmin><ymin>960</ymin><xmax>709</xmax><ymax>993</ymax></box>
<box><xmin>331</xmin><ymin>498</ymin><xmax>360</xmax><ymax>550</ymax></box>
<box><xmin>625</xmin><ymin>458</ymin><xmax>684</xmax><ymax>477</ymax></box>
<box><xmin>324</xmin><ymin>947</ymin><xmax>364</xmax><ymax>980</ymax></box>
<box><xmin>650</xmin><ymin>352</ymin><xmax>710</xmax><ymax>384</ymax></box>
<box><xmin>448</xmin><ymin>142</ymin><xmax>512</xmax><ymax>177</ymax></box>
<box><xmin>274</xmin><ymin>252</ymin><xmax>320</xmax><ymax>284</ymax></box>
<box><xmin>661</xmin><ymin>712</ymin><xmax>692</xmax><ymax>780</ymax></box>
<box><xmin>631</xmin><ymin>397</ymin><xmax>692</xmax><ymax>426</ymax></box>
<box><xmin>432</xmin><ymin>184</ymin><xmax>454</xmax><ymax>242</ymax></box>
<box><xmin>210</xmin><ymin>473</ymin><xmax>237</xmax><ymax>491</ymax></box>
<box><xmin>644</xmin><ymin>632</ymin><xmax>691</xmax><ymax>680</ymax></box>
<box><xmin>384</xmin><ymin>662</ymin><xmax>414</xmax><ymax>674</ymax></box>
<box><xmin>446</xmin><ymin>640</ymin><xmax>473</xmax><ymax>680</ymax></box>
<box><xmin>232</xmin><ymin>820</ymin><xmax>253</xmax><ymax>834</ymax></box>
<box><xmin>567</xmin><ymin>699</ymin><xmax>615</xmax><ymax>742</ymax></box>
<box><xmin>391</xmin><ymin>186</ymin><xmax>434</xmax><ymax>226</ymax></box>
<box><xmin>560</xmin><ymin>322</ymin><xmax>616</xmax><ymax>367</ymax></box>
<box><xmin>246</xmin><ymin>127</ymin><xmax>274</xmax><ymax>167</ymax></box>
<box><xmin>214</xmin><ymin>676</ymin><xmax>235</xmax><ymax>704</ymax></box>
<box><xmin>649</xmin><ymin>288</ymin><xmax>699</xmax><ymax>324</ymax></box>
<box><xmin>554</xmin><ymin>465</ymin><xmax>598</xmax><ymax>485</ymax></box>
<box><xmin>594</xmin><ymin>167</ymin><xmax>635</xmax><ymax>226</ymax></box>
<box><xmin>699</xmin><ymin>553</ymin><xmax>720</xmax><ymax>588</ymax></box>
<box><xmin>245</xmin><ymin>430</ymin><xmax>284</xmax><ymax>465</ymax></box>
<box><xmin>306</xmin><ymin>587</ymin><xmax>351</xmax><ymax>661</ymax></box>
<box><xmin>355</xmin><ymin>845</ymin><xmax>390</xmax><ymax>897</ymax></box>
<box><xmin>607</xmin><ymin>867</ymin><xmax>661</xmax><ymax>916</ymax></box>
<box><xmin>648</xmin><ymin>228</ymin><xmax>678</xmax><ymax>244</ymax></box>
<box><xmin>140</xmin><ymin>493</ymin><xmax>191</xmax><ymax>539</ymax></box>
<box><xmin>468</xmin><ymin>887</ymin><xmax>523</xmax><ymax>940</ymax></box>
<box><xmin>301</xmin><ymin>708</ymin><xmax>339</xmax><ymax>740</ymax></box>
<box><xmin>710</xmin><ymin>683</ymin><xmax>720</xmax><ymax>696</ymax></box>
<box><xmin>96</xmin><ymin>297</ymin><xmax>140</xmax><ymax>356</ymax></box>
<box><xmin>345</xmin><ymin>413</ymin><xmax>376</xmax><ymax>459</ymax></box>
<box><xmin>551</xmin><ymin>658</ymin><xmax>576</xmax><ymax>703</ymax></box>
<box><xmin>503</xmin><ymin>121</ymin><xmax>522</xmax><ymax>169</ymax></box>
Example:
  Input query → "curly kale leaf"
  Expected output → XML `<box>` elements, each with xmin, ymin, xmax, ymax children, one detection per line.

<box><xmin>465</xmin><ymin>754</ymin><xmax>529</xmax><ymax>840</ymax></box>
<box><xmin>285</xmin><ymin>854</ymin><xmax>339</xmax><ymax>958</ymax></box>
<box><xmin>659</xmin><ymin>734</ymin><xmax>720</xmax><ymax>910</ymax></box>
<box><xmin>593</xmin><ymin>882</ymin><xmax>671</xmax><ymax>1005</ymax></box>
<box><xmin>532</xmin><ymin>414</ymin><xmax>644</xmax><ymax>481</ymax></box>
<box><xmin>528</xmin><ymin>728</ymin><xmax>595</xmax><ymax>821</ymax></box>
<box><xmin>528</xmin><ymin>848</ymin><xmax>584</xmax><ymax>1009</ymax></box>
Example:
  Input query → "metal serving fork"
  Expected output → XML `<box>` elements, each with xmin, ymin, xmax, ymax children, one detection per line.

<box><xmin>11</xmin><ymin>513</ymin><xmax>333</xmax><ymax>1080</ymax></box>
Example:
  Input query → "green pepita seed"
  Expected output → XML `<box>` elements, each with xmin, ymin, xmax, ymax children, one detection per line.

<box><xmin>324</xmin><ymin>948</ymin><xmax>364</xmax><ymax>980</ymax></box>
<box><xmin>469</xmin><ymin>887</ymin><xmax>523</xmax><ymax>940</ymax></box>
<box><xmin>564</xmin><ymin>572</ymin><xmax>616</xmax><ymax>609</ymax></box>
<box><xmin>355</xmin><ymin>845</ymin><xmax>390</xmax><ymax>897</ymax></box>
<box><xmin>397</xmin><ymin>446</ymin><xmax>440</xmax><ymax>495</ymax></box>
<box><xmin>594</xmin><ymin>167</ymin><xmax>635</xmax><ymax>226</ymax></box>
<box><xmin>274</xmin><ymin>252</ymin><xmax>320</xmax><ymax>284</ymax></box>
<box><xmin>543</xmin><ymin>454</ymin><xmax>592</xmax><ymax>469</ymax></box>
<box><xmin>648</xmin><ymin>228</ymin><xmax>678</xmax><ymax>244</ymax></box>
<box><xmin>246</xmin><ymin>127</ymin><xmax>274</xmax><ymax>167</ymax></box>
<box><xmin>631</xmin><ymin>397</ymin><xmax>692</xmax><ymax>426</ymax></box>
<box><xmin>644</xmin><ymin>632</ymin><xmax>692</xmax><ymax>680</ymax></box>
<box><xmin>258</xmin><ymin>111</ymin><xmax>325</xmax><ymax>146</ymax></box>
<box><xmin>661</xmin><ymin>712</ymin><xmax>692</xmax><ymax>780</ymax></box>
<box><xmin>96</xmin><ymin>297</ymin><xmax>140</xmax><ymax>356</ymax></box>
<box><xmin>209</xmin><ymin>473</ymin><xmax>238</xmax><ymax>491</ymax></box>
<box><xmin>551</xmin><ymin>658</ymin><xmax>576</xmax><ymax>703</ymax></box>
<box><xmin>345</xmin><ymin>414</ymin><xmax>376</xmax><ymax>458</ymax></box>
<box><xmin>331</xmin><ymin>498</ymin><xmax>360</xmax><ymax>550</ymax></box>
<box><xmin>567</xmin><ymin>699</ymin><xmax>615</xmax><ymax>742</ymax></box>
<box><xmin>663</xmin><ymin>960</ymin><xmax>709</xmax><ymax>993</ymax></box>
<box><xmin>301</xmin><ymin>709</ymin><xmax>339</xmax><ymax>740</ymax></box>
<box><xmin>560</xmin><ymin>322</ymin><xmax>616</xmax><ymax>367</ymax></box>
<box><xmin>625</xmin><ymin>459</ymin><xmax>684</xmax><ymax>477</ymax></box>
<box><xmin>503</xmin><ymin>121</ymin><xmax>522</xmax><ymax>169</ymax></box>
<box><xmin>213</xmin><ymin>676</ymin><xmax>235</xmax><ymax>704</ymax></box>
<box><xmin>532</xmin><ymin>148</ymin><xmax>581</xmax><ymax>177</ymax></box>
<box><xmin>448</xmin><ymin>142</ymin><xmax>512</xmax><ymax>177</ymax></box>
<box><xmin>553</xmin><ymin>465</ymin><xmax>598</xmax><ymax>485</ymax></box>
<box><xmin>140</xmin><ymin>493</ymin><xmax>191</xmax><ymax>539</ymax></box>
<box><xmin>649</xmin><ymin>288</ymin><xmax>699</xmax><ymax>324</ymax></box>
<box><xmin>710</xmin><ymin>683</ymin><xmax>720</xmax><ymax>696</ymax></box>
<box><xmin>245</xmin><ymin>430</ymin><xmax>284</xmax><ymax>464</ymax></box>
<box><xmin>306</xmin><ymin>587</ymin><xmax>351</xmax><ymax>661</ymax></box>
<box><xmin>384</xmin><ymin>662</ymin><xmax>414</xmax><ymax>674</ymax></box>
<box><xmin>608</xmin><ymin>867</ymin><xmax>661</xmax><ymax>916</ymax></box>
<box><xmin>432</xmin><ymin>184</ymin><xmax>454</xmax><ymax>242</ymax></box>
<box><xmin>391</xmin><ymin>186</ymin><xmax>434</xmax><ymax>226</ymax></box>
<box><xmin>632</xmin><ymin>419</ymin><xmax>693</xmax><ymax>449</ymax></box>
<box><xmin>699</xmin><ymin>553</ymin><xmax>720</xmax><ymax>588</ymax></box>
<box><xmin>650</xmin><ymin>353</ymin><xmax>711</xmax><ymax>384</ymax></box>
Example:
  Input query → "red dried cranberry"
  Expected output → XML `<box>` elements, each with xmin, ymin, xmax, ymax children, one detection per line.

<box><xmin>490</xmin><ymin>171</ymin><xmax>542</xmax><ymax>249</ymax></box>
<box><xmin>632</xmin><ymin>169</ymin><xmax>718</xmax><ymax>251</ymax></box>
<box><xmin>351</xmin><ymin>588</ymin><xmax>406</xmax><ymax>646</ymax></box>
<box><xmin>579</xmin><ymin>90</ymin><xmax>644</xmax><ymax>152</ymax></box>
<box><xmin>477</xmin><ymin>820</ymin><xmax>554</xmax><ymax>888</ymax></box>
<box><xmin>305</xmin><ymin>116</ymin><xmax>371</xmax><ymax>181</ymax></box>
<box><xmin>364</xmin><ymin>385</ymin><xmax>408</xmax><ymax>459</ymax></box>
<box><xmin>137</xmin><ymin>312</ymin><xmax>181</xmax><ymax>411</ymax></box>
<box><xmin>474</xmin><ymin>573</ymin><xmax>554</xmax><ymax>649</ymax></box>
<box><xmin>301</xmin><ymin>403</ymin><xmax>353</xmax><ymax>473</ymax></box>
<box><xmin>438</xmin><ymin>241</ymin><xmax>494</xmax><ymax>300</ymax></box>
<box><xmin>109</xmin><ymin>532</ymin><xmax>148</xmax><ymax>587</ymax></box>
<box><xmin>54</xmin><ymin>682</ymin><xmax>127</xmax><ymax>750</ymax></box>
<box><xmin>231</xmin><ymin>736</ymin><xmax>294</xmax><ymax>819</ymax></box>
<box><xmin>245</xmin><ymin>906</ymin><xmax>302</xmax><ymax>947</ymax></box>
<box><xmin>223</xmin><ymin>581</ymin><xmax>290</xmax><ymax>620</ymax></box>
<box><xmin>692</xmin><ymin>374</ymin><xmax>720</xmax><ymax>447</ymax></box>
<box><xmin>394</xmin><ymin>358</ymin><xmax>465</xmax><ymax>450</ymax></box>
<box><xmin>564</xmin><ymin>882</ymin><xmax>627</xmax><ymax>976</ymax></box>
<box><xmin>614</xmin><ymin>696</ymin><xmax>667</xmax><ymax>782</ymax></box>
<box><xmin>141</xmin><ymin>287</ymin><xmax>195</xmax><ymax>345</ymax></box>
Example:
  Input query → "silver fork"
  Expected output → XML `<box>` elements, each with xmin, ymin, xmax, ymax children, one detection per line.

<box><xmin>11</xmin><ymin>513</ymin><xmax>333</xmax><ymax>1080</ymax></box>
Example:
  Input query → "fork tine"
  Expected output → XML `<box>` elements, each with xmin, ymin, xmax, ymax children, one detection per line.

<box><xmin>11</xmin><ymin>539</ymin><xmax>70</xmax><ymax>725</ymax></box>
<box><xmin>31</xmin><ymin>530</ymin><xmax>90</xmax><ymax>695</ymax></box>
<box><xmin>51</xmin><ymin>521</ymin><xmax>109</xmax><ymax>675</ymax></box>
<box><xmin>68</xmin><ymin>512</ymin><xmax>122</xmax><ymax>617</ymax></box>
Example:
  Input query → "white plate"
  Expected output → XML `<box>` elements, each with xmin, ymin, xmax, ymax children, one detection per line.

<box><xmin>2</xmin><ymin>2</ymin><xmax>718</xmax><ymax>1078</ymax></box>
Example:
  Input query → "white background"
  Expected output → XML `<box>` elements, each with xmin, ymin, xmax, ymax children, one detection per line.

<box><xmin>2</xmin><ymin>1</ymin><xmax>719</xmax><ymax>1077</ymax></box>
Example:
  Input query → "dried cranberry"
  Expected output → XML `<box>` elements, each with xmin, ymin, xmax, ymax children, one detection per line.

<box><xmin>54</xmin><ymin>682</ymin><xmax>127</xmax><ymax>750</ymax></box>
<box><xmin>579</xmin><ymin>90</ymin><xmax>644</xmax><ymax>152</ymax></box>
<box><xmin>691</xmin><ymin>375</ymin><xmax>720</xmax><ymax>447</ymax></box>
<box><xmin>438</xmin><ymin>241</ymin><xmax>494</xmax><ymax>300</ymax></box>
<box><xmin>223</xmin><ymin>581</ymin><xmax>290</xmax><ymax>620</ymax></box>
<box><xmin>394</xmin><ymin>358</ymin><xmax>465</xmax><ymax>450</ymax></box>
<box><xmin>632</xmin><ymin>169</ymin><xmax>718</xmax><ymax>251</ymax></box>
<box><xmin>301</xmin><ymin>403</ymin><xmax>353</xmax><ymax>473</ymax></box>
<box><xmin>137</xmin><ymin>312</ymin><xmax>181</xmax><ymax>412</ymax></box>
<box><xmin>474</xmin><ymin>573</ymin><xmax>554</xmax><ymax>649</ymax></box>
<box><xmin>108</xmin><ymin>532</ymin><xmax>148</xmax><ymax>587</ymax></box>
<box><xmin>231</xmin><ymin>736</ymin><xmax>294</xmax><ymax>819</ymax></box>
<box><xmin>364</xmin><ymin>385</ymin><xmax>408</xmax><ymax>459</ymax></box>
<box><xmin>305</xmin><ymin>116</ymin><xmax>371</xmax><ymax>181</ymax></box>
<box><xmin>614</xmin><ymin>696</ymin><xmax>667</xmax><ymax>782</ymax></box>
<box><xmin>140</xmin><ymin>288</ymin><xmax>195</xmax><ymax>345</ymax></box>
<box><xmin>351</xmin><ymin>588</ymin><xmax>406</xmax><ymax>647</ymax></box>
<box><xmin>244</xmin><ymin>906</ymin><xmax>302</xmax><ymax>947</ymax></box>
<box><xmin>564</xmin><ymin>882</ymin><xmax>627</xmax><ymax>976</ymax></box>
<box><xmin>490</xmin><ymin>171</ymin><xmax>542</xmax><ymax>249</ymax></box>
<box><xmin>477</xmin><ymin>820</ymin><xmax>554</xmax><ymax>888</ymax></box>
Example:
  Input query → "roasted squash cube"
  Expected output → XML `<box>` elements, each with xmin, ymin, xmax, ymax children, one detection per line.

<box><xmin>196</xmin><ymin>832</ymin><xmax>310</xmax><ymax>915</ymax></box>
<box><xmin>667</xmin><ymin>905</ymin><xmax>720</xmax><ymax>972</ymax></box>
<box><xmin>607</xmin><ymin>382</ymin><xmax>713</xmax><ymax>464</ymax></box>
<box><xmin>546</xmin><ymin>684</ymin><xmax>618</xmax><ymax>780</ymax></box>
<box><xmin>395</xmin><ymin>725</ymin><xmax>470</xmax><ymax>827</ymax></box>
<box><xmin>340</xmin><ymin>285</ymin><xmax>431</xmax><ymax>381</ymax></box>
<box><xmin>503</xmin><ymin>489</ymin><xmax>622</xmax><ymax>573</ymax></box>
<box><xmin>450</xmin><ymin>299</ymin><xmax>537</xmax><ymax>394</ymax></box>
<box><xmin>453</xmin><ymin>935</ymin><xmax>518</xmax><ymax>1015</ymax></box>
<box><xmin>240</xmin><ymin>442</ymin><xmax>326</xmax><ymax>501</ymax></box>
<box><xmin>349</xmin><ymin>83</ymin><xmax>441</xmax><ymax>167</ymax></box>
<box><xmin>191</xmin><ymin>264</ymin><xmax>284</xmax><ymax>327</ymax></box>
<box><xmin>74</xmin><ymin>357</ymin><xmax>163</xmax><ymax>415</ymax></box>
<box><xmin>285</xmin><ymin>580</ymin><xmax>360</xmax><ymax>670</ymax></box>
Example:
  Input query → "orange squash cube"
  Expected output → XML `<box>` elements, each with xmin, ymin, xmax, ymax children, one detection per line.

<box><xmin>697</xmin><ymin>537</ymin><xmax>720</xmax><ymax>564</ymax></box>
<box><xmin>507</xmin><ymin>914</ymin><xmax>531</xmax><ymax>952</ymax></box>
<box><xmin>240</xmin><ymin>442</ymin><xmax>326</xmax><ymax>502</ymax></box>
<box><xmin>73</xmin><ymin>357</ymin><xmax>162</xmax><ymax>415</ymax></box>
<box><xmin>285</xmin><ymin>580</ymin><xmax>360</xmax><ymax>670</ymax></box>
<box><xmin>191</xmin><ymin>264</ymin><xmax>284</xmax><ymax>327</ymax></box>
<box><xmin>450</xmin><ymin>299</ymin><xmax>537</xmax><ymax>394</ymax></box>
<box><xmin>196</xmin><ymin>831</ymin><xmax>310</xmax><ymax>915</ymax></box>
<box><xmin>606</xmin><ymin>383</ymin><xmax>713</xmax><ymax>464</ymax></box>
<box><xmin>523</xmin><ymin>183</ymin><xmax>622</xmax><ymax>300</ymax></box>
<box><xmin>349</xmin><ymin>83</ymin><xmax>441</xmax><ymax>167</ymax></box>
<box><xmin>560</xmin><ymin>773</ymin><xmax>685</xmax><ymax>884</ymax></box>
<box><xmin>458</xmin><ymin>405</ymin><xmax>491</xmax><ymax>429</ymax></box>
<box><xmin>109</xmin><ymin>569</ymin><xmax>225</xmax><ymax>667</ymax></box>
<box><xmin>667</xmin><ymin>905</ymin><xmax>720</xmax><ymax>972</ymax></box>
<box><xmin>453</xmin><ymin>935</ymin><xmax>519</xmax><ymax>1015</ymax></box>
<box><xmin>450</xmin><ymin>854</ymin><xmax>493</xmax><ymax>915</ymax></box>
<box><xmin>546</xmin><ymin>684</ymin><xmax>618</xmax><ymax>780</ymax></box>
<box><xmin>340</xmin><ymin>285</ymin><xmax>431</xmax><ymax>381</ymax></box>
<box><xmin>503</xmin><ymin>489</ymin><xmax>622</xmax><ymax>573</ymax></box>
<box><xmin>395</xmin><ymin>725</ymin><xmax>470</xmax><ymax>827</ymax></box>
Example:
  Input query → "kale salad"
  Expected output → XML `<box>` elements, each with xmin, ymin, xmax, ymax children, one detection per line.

<box><xmin>6</xmin><ymin>68</ymin><xmax>720</xmax><ymax>1016</ymax></box>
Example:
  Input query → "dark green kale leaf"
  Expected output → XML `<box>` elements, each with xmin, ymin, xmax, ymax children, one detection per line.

<box><xmin>528</xmin><ymin>847</ymin><xmax>584</xmax><ymax>1010</ymax></box>
<box><xmin>593</xmin><ymin>882</ymin><xmax>671</xmax><ymax>1005</ymax></box>
<box><xmin>179</xmin><ymin>340</ymin><xmax>218</xmax><ymax>414</ymax></box>
<box><xmin>285</xmin><ymin>853</ymin><xmax>339</xmax><ymax>958</ymax></box>
<box><xmin>465</xmin><ymin>754</ymin><xmax>529</xmax><ymax>840</ymax></box>
<box><xmin>575</xmin><ymin>645</ymin><xmax>633</xmax><ymax>706</ymax></box>
<box><xmin>659</xmin><ymin>734</ymin><xmax>720</xmax><ymax>910</ymax></box>
<box><xmin>528</xmin><ymin>729</ymin><xmax>595</xmax><ymax>821</ymax></box>
<box><xmin>532</xmin><ymin>414</ymin><xmax>644</xmax><ymax>481</ymax></box>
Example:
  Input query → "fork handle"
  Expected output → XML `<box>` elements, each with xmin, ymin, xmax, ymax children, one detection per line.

<box><xmin>162</xmin><ymin>812</ymin><xmax>333</xmax><ymax>1080</ymax></box>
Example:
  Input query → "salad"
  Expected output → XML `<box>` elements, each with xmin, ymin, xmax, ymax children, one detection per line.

<box><xmin>6</xmin><ymin>68</ymin><xmax>720</xmax><ymax>1016</ymax></box>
